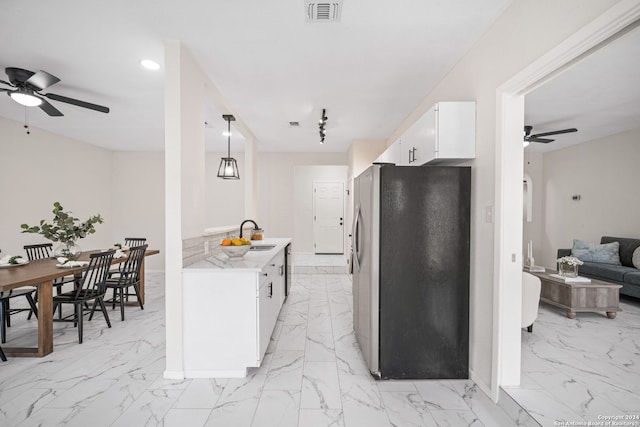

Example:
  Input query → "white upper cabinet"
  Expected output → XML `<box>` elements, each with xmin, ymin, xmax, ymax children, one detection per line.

<box><xmin>402</xmin><ymin>101</ymin><xmax>476</xmax><ymax>166</ymax></box>
<box><xmin>374</xmin><ymin>137</ymin><xmax>402</xmax><ymax>165</ymax></box>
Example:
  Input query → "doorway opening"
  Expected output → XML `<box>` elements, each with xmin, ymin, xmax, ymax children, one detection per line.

<box><xmin>493</xmin><ymin>0</ymin><xmax>640</xmax><ymax>405</ymax></box>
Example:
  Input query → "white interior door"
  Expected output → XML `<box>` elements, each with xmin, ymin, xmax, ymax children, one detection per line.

<box><xmin>313</xmin><ymin>181</ymin><xmax>344</xmax><ymax>254</ymax></box>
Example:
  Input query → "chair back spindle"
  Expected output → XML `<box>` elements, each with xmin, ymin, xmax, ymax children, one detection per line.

<box><xmin>24</xmin><ymin>243</ymin><xmax>53</xmax><ymax>261</ymax></box>
<box><xmin>124</xmin><ymin>237</ymin><xmax>146</xmax><ymax>248</ymax></box>
<box><xmin>119</xmin><ymin>245</ymin><xmax>148</xmax><ymax>281</ymax></box>
<box><xmin>75</xmin><ymin>251</ymin><xmax>115</xmax><ymax>300</ymax></box>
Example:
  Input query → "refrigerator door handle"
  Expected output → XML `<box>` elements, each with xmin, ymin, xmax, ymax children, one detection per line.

<box><xmin>352</xmin><ymin>204</ymin><xmax>362</xmax><ymax>271</ymax></box>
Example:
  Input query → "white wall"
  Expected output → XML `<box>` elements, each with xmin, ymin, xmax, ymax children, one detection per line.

<box><xmin>110</xmin><ymin>151</ymin><xmax>165</xmax><ymax>270</ymax></box>
<box><xmin>206</xmin><ymin>152</ymin><xmax>245</xmax><ymax>228</ymax></box>
<box><xmin>257</xmin><ymin>152</ymin><xmax>347</xmax><ymax>246</ymax></box>
<box><xmin>535</xmin><ymin>128</ymin><xmax>640</xmax><ymax>267</ymax></box>
<box><xmin>0</xmin><ymin>117</ymin><xmax>167</xmax><ymax>270</ymax></box>
<box><xmin>374</xmin><ymin>0</ymin><xmax>620</xmax><ymax>394</ymax></box>
<box><xmin>0</xmin><ymin>117</ymin><xmax>114</xmax><ymax>258</ymax></box>
<box><xmin>523</xmin><ymin>151</ymin><xmax>544</xmax><ymax>265</ymax></box>
<box><xmin>347</xmin><ymin>139</ymin><xmax>387</xmax><ymax>181</ymax></box>
<box><xmin>293</xmin><ymin>165</ymin><xmax>348</xmax><ymax>253</ymax></box>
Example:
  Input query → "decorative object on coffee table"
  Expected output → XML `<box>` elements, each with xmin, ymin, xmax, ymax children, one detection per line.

<box><xmin>557</xmin><ymin>256</ymin><xmax>583</xmax><ymax>278</ymax></box>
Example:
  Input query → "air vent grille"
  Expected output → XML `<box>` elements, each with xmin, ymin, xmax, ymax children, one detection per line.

<box><xmin>305</xmin><ymin>1</ymin><xmax>343</xmax><ymax>22</ymax></box>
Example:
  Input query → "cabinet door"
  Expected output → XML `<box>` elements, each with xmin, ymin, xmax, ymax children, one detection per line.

<box><xmin>436</xmin><ymin>102</ymin><xmax>476</xmax><ymax>159</ymax></box>
<box><xmin>258</xmin><ymin>282</ymin><xmax>273</xmax><ymax>358</ymax></box>
<box><xmin>401</xmin><ymin>106</ymin><xmax>437</xmax><ymax>166</ymax></box>
<box><xmin>375</xmin><ymin>138</ymin><xmax>402</xmax><ymax>165</ymax></box>
<box><xmin>419</xmin><ymin>106</ymin><xmax>438</xmax><ymax>164</ymax></box>
<box><xmin>274</xmin><ymin>252</ymin><xmax>286</xmax><ymax>306</ymax></box>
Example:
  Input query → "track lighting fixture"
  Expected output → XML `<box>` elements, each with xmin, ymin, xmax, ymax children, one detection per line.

<box><xmin>217</xmin><ymin>114</ymin><xmax>240</xmax><ymax>180</ymax></box>
<box><xmin>318</xmin><ymin>108</ymin><xmax>328</xmax><ymax>144</ymax></box>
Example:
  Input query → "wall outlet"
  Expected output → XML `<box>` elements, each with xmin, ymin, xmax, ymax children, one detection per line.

<box><xmin>204</xmin><ymin>241</ymin><xmax>210</xmax><ymax>254</ymax></box>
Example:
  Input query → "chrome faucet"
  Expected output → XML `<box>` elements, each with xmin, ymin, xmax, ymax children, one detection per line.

<box><xmin>239</xmin><ymin>219</ymin><xmax>259</xmax><ymax>238</ymax></box>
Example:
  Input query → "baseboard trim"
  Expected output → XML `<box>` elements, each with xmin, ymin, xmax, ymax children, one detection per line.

<box><xmin>163</xmin><ymin>370</ymin><xmax>185</xmax><ymax>380</ymax></box>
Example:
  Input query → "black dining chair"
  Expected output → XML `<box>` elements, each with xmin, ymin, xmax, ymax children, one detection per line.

<box><xmin>108</xmin><ymin>237</ymin><xmax>147</xmax><ymax>300</ymax></box>
<box><xmin>1</xmin><ymin>289</ymin><xmax>39</xmax><ymax>343</ymax></box>
<box><xmin>98</xmin><ymin>245</ymin><xmax>147</xmax><ymax>321</ymax></box>
<box><xmin>0</xmin><ymin>343</ymin><xmax>6</xmax><ymax>362</ymax></box>
<box><xmin>1</xmin><ymin>248</ymin><xmax>39</xmax><ymax>341</ymax></box>
<box><xmin>24</xmin><ymin>243</ymin><xmax>76</xmax><ymax>320</ymax></box>
<box><xmin>53</xmin><ymin>250</ymin><xmax>115</xmax><ymax>344</ymax></box>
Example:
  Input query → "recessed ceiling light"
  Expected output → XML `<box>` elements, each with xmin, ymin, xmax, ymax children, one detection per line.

<box><xmin>140</xmin><ymin>59</ymin><xmax>160</xmax><ymax>70</ymax></box>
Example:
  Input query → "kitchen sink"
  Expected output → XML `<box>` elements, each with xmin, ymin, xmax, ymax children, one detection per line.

<box><xmin>249</xmin><ymin>245</ymin><xmax>276</xmax><ymax>251</ymax></box>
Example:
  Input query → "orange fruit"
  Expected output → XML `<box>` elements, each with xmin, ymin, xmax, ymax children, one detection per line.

<box><xmin>221</xmin><ymin>239</ymin><xmax>231</xmax><ymax>246</ymax></box>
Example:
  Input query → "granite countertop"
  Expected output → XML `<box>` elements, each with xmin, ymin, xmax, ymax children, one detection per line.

<box><xmin>184</xmin><ymin>238</ymin><xmax>291</xmax><ymax>272</ymax></box>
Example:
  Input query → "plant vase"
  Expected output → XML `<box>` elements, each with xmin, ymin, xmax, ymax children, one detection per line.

<box><xmin>559</xmin><ymin>262</ymin><xmax>578</xmax><ymax>278</ymax></box>
<box><xmin>54</xmin><ymin>241</ymin><xmax>82</xmax><ymax>260</ymax></box>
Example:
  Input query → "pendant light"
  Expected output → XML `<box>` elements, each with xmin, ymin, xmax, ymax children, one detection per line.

<box><xmin>217</xmin><ymin>114</ymin><xmax>240</xmax><ymax>180</ymax></box>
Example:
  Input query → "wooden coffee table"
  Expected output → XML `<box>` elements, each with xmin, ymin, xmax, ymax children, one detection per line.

<box><xmin>526</xmin><ymin>268</ymin><xmax>621</xmax><ymax>319</ymax></box>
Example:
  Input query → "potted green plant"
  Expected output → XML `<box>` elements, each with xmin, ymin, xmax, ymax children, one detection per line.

<box><xmin>21</xmin><ymin>202</ymin><xmax>104</xmax><ymax>260</ymax></box>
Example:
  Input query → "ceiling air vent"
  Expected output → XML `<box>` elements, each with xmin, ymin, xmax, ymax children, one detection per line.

<box><xmin>305</xmin><ymin>1</ymin><xmax>343</xmax><ymax>22</ymax></box>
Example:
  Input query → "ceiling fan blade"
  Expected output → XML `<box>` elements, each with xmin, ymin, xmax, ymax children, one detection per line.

<box><xmin>38</xmin><ymin>98</ymin><xmax>64</xmax><ymax>116</ymax></box>
<box><xmin>528</xmin><ymin>137</ymin><xmax>554</xmax><ymax>143</ymax></box>
<box><xmin>44</xmin><ymin>92</ymin><xmax>109</xmax><ymax>113</ymax></box>
<box><xmin>0</xmin><ymin>79</ymin><xmax>15</xmax><ymax>87</ymax></box>
<box><xmin>0</xmin><ymin>87</ymin><xmax>12</xmax><ymax>94</ymax></box>
<box><xmin>26</xmin><ymin>70</ymin><xmax>60</xmax><ymax>90</ymax></box>
<box><xmin>530</xmin><ymin>128</ymin><xmax>577</xmax><ymax>138</ymax></box>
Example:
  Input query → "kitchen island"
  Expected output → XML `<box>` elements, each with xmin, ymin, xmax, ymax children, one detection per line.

<box><xmin>182</xmin><ymin>238</ymin><xmax>291</xmax><ymax>378</ymax></box>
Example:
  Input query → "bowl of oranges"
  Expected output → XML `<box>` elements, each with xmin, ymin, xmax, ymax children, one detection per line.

<box><xmin>220</xmin><ymin>237</ymin><xmax>252</xmax><ymax>258</ymax></box>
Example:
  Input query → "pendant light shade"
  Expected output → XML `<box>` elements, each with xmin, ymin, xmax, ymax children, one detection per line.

<box><xmin>217</xmin><ymin>157</ymin><xmax>240</xmax><ymax>179</ymax></box>
<box><xmin>217</xmin><ymin>114</ymin><xmax>240</xmax><ymax>179</ymax></box>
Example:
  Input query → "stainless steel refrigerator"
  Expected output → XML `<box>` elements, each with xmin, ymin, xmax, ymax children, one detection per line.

<box><xmin>352</xmin><ymin>164</ymin><xmax>470</xmax><ymax>379</ymax></box>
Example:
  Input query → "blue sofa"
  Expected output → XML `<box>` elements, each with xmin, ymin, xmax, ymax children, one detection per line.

<box><xmin>558</xmin><ymin>236</ymin><xmax>640</xmax><ymax>299</ymax></box>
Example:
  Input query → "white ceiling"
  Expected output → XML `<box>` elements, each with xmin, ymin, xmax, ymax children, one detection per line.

<box><xmin>0</xmin><ymin>0</ymin><xmax>513</xmax><ymax>153</ymax></box>
<box><xmin>524</xmin><ymin>24</ymin><xmax>640</xmax><ymax>153</ymax></box>
<box><xmin>3</xmin><ymin>2</ymin><xmax>636</xmax><ymax>155</ymax></box>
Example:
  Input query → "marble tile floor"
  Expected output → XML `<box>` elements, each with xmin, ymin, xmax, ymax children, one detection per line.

<box><xmin>0</xmin><ymin>271</ymin><xmax>516</xmax><ymax>427</ymax></box>
<box><xmin>504</xmin><ymin>296</ymin><xmax>640</xmax><ymax>427</ymax></box>
<box><xmin>292</xmin><ymin>252</ymin><xmax>348</xmax><ymax>274</ymax></box>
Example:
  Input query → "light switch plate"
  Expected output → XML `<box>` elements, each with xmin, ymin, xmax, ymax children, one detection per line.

<box><xmin>485</xmin><ymin>205</ymin><xmax>494</xmax><ymax>223</ymax></box>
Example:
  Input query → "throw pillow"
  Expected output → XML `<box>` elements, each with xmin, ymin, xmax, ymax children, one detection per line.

<box><xmin>571</xmin><ymin>239</ymin><xmax>621</xmax><ymax>265</ymax></box>
<box><xmin>633</xmin><ymin>247</ymin><xmax>640</xmax><ymax>269</ymax></box>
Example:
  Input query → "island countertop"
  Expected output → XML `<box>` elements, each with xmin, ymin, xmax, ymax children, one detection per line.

<box><xmin>184</xmin><ymin>237</ymin><xmax>291</xmax><ymax>271</ymax></box>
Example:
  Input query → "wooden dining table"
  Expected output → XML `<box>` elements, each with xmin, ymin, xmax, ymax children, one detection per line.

<box><xmin>0</xmin><ymin>248</ymin><xmax>159</xmax><ymax>357</ymax></box>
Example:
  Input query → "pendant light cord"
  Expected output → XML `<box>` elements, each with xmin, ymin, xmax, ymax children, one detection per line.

<box><xmin>227</xmin><ymin>116</ymin><xmax>231</xmax><ymax>157</ymax></box>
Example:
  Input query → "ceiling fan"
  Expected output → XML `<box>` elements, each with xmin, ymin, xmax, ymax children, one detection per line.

<box><xmin>524</xmin><ymin>125</ymin><xmax>577</xmax><ymax>143</ymax></box>
<box><xmin>0</xmin><ymin>67</ymin><xmax>109</xmax><ymax>116</ymax></box>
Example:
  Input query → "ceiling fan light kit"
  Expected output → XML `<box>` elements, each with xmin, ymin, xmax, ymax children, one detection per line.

<box><xmin>0</xmin><ymin>67</ymin><xmax>110</xmax><ymax>117</ymax></box>
<box><xmin>217</xmin><ymin>114</ymin><xmax>240</xmax><ymax>180</ymax></box>
<box><xmin>9</xmin><ymin>89</ymin><xmax>42</xmax><ymax>107</ymax></box>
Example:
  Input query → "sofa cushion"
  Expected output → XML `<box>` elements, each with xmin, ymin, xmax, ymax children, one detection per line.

<box><xmin>579</xmin><ymin>262</ymin><xmax>633</xmax><ymax>282</ymax></box>
<box><xmin>624</xmin><ymin>271</ymin><xmax>640</xmax><ymax>286</ymax></box>
<box><xmin>601</xmin><ymin>236</ymin><xmax>640</xmax><ymax>267</ymax></box>
<box><xmin>633</xmin><ymin>247</ymin><xmax>640</xmax><ymax>269</ymax></box>
<box><xmin>572</xmin><ymin>239</ymin><xmax>621</xmax><ymax>265</ymax></box>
